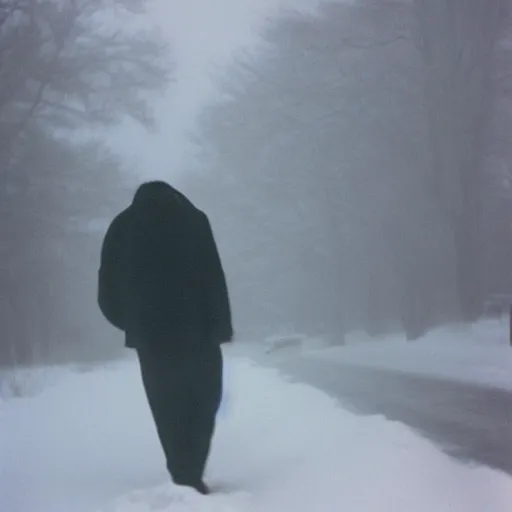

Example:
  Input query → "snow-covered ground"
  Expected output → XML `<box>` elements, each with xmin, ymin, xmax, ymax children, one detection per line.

<box><xmin>304</xmin><ymin>320</ymin><xmax>512</xmax><ymax>390</ymax></box>
<box><xmin>1</xmin><ymin>353</ymin><xmax>512</xmax><ymax>512</ymax></box>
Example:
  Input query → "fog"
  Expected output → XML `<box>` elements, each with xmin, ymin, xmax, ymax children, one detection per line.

<box><xmin>1</xmin><ymin>0</ymin><xmax>511</xmax><ymax>366</ymax></box>
<box><xmin>108</xmin><ymin>0</ymin><xmax>323</xmax><ymax>177</ymax></box>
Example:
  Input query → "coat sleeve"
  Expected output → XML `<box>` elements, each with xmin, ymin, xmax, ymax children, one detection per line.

<box><xmin>201</xmin><ymin>216</ymin><xmax>233</xmax><ymax>344</ymax></box>
<box><xmin>98</xmin><ymin>216</ymin><xmax>126</xmax><ymax>331</ymax></box>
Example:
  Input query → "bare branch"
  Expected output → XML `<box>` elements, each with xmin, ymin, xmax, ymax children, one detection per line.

<box><xmin>0</xmin><ymin>0</ymin><xmax>171</xmax><ymax>163</ymax></box>
<box><xmin>340</xmin><ymin>34</ymin><xmax>410</xmax><ymax>50</ymax></box>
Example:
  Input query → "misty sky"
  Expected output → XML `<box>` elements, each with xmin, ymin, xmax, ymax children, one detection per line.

<box><xmin>108</xmin><ymin>0</ymin><xmax>329</xmax><ymax>181</ymax></box>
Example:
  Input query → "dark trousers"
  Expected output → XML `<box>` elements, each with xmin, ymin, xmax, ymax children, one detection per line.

<box><xmin>137</xmin><ymin>344</ymin><xmax>223</xmax><ymax>487</ymax></box>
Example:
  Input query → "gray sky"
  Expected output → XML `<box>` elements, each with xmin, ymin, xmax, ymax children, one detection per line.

<box><xmin>108</xmin><ymin>0</ymin><xmax>326</xmax><ymax>181</ymax></box>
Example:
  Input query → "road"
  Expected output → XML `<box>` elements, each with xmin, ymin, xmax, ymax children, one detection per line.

<box><xmin>276</xmin><ymin>356</ymin><xmax>512</xmax><ymax>476</ymax></box>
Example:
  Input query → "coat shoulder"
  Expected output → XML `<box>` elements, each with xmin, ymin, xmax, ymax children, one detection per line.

<box><xmin>186</xmin><ymin>207</ymin><xmax>209</xmax><ymax>229</ymax></box>
<box><xmin>112</xmin><ymin>208</ymin><xmax>131</xmax><ymax>227</ymax></box>
<box><xmin>104</xmin><ymin>208</ymin><xmax>131</xmax><ymax>237</ymax></box>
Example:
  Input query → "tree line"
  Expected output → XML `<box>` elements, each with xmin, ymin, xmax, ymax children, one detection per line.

<box><xmin>0</xmin><ymin>0</ymin><xmax>170</xmax><ymax>366</ymax></box>
<box><xmin>181</xmin><ymin>0</ymin><xmax>510</xmax><ymax>343</ymax></box>
<box><xmin>1</xmin><ymin>0</ymin><xmax>510</xmax><ymax>365</ymax></box>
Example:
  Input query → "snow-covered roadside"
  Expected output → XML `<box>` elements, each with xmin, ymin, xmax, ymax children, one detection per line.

<box><xmin>1</xmin><ymin>355</ymin><xmax>511</xmax><ymax>512</ymax></box>
<box><xmin>0</xmin><ymin>362</ymin><xmax>117</xmax><ymax>403</ymax></box>
<box><xmin>304</xmin><ymin>320</ymin><xmax>512</xmax><ymax>390</ymax></box>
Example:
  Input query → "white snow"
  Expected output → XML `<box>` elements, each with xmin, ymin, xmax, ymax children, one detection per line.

<box><xmin>1</xmin><ymin>353</ymin><xmax>512</xmax><ymax>512</ymax></box>
<box><xmin>304</xmin><ymin>320</ymin><xmax>512</xmax><ymax>390</ymax></box>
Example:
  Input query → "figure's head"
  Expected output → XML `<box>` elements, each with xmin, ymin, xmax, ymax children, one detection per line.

<box><xmin>131</xmin><ymin>181</ymin><xmax>195</xmax><ymax>219</ymax></box>
<box><xmin>132</xmin><ymin>181</ymin><xmax>176</xmax><ymax>207</ymax></box>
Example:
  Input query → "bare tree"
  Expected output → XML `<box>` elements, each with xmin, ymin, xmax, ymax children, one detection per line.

<box><xmin>188</xmin><ymin>1</ymin><xmax>452</xmax><ymax>341</ymax></box>
<box><xmin>414</xmin><ymin>0</ymin><xmax>505</xmax><ymax>320</ymax></box>
<box><xmin>0</xmin><ymin>0</ymin><xmax>171</xmax><ymax>366</ymax></box>
<box><xmin>0</xmin><ymin>0</ymin><xmax>170</xmax><ymax>169</ymax></box>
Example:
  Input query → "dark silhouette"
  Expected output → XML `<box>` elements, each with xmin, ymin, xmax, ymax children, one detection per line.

<box><xmin>98</xmin><ymin>181</ymin><xmax>233</xmax><ymax>494</ymax></box>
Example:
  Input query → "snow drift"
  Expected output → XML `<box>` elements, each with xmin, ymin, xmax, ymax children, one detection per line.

<box><xmin>1</xmin><ymin>354</ymin><xmax>511</xmax><ymax>512</ymax></box>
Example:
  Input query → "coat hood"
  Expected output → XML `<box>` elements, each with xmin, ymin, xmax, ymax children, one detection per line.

<box><xmin>130</xmin><ymin>181</ymin><xmax>196</xmax><ymax>218</ymax></box>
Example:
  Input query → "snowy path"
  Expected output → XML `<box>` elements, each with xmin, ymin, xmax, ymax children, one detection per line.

<box><xmin>279</xmin><ymin>357</ymin><xmax>512</xmax><ymax>476</ymax></box>
<box><xmin>1</xmin><ymin>356</ymin><xmax>512</xmax><ymax>511</ymax></box>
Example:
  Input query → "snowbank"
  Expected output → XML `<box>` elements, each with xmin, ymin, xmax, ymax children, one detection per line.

<box><xmin>306</xmin><ymin>320</ymin><xmax>512</xmax><ymax>390</ymax></box>
<box><xmin>0</xmin><ymin>359</ymin><xmax>131</xmax><ymax>402</ymax></box>
<box><xmin>1</xmin><ymin>355</ymin><xmax>511</xmax><ymax>512</ymax></box>
<box><xmin>0</xmin><ymin>364</ymin><xmax>85</xmax><ymax>402</ymax></box>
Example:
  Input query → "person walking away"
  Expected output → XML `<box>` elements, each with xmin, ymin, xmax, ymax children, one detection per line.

<box><xmin>97</xmin><ymin>181</ymin><xmax>233</xmax><ymax>495</ymax></box>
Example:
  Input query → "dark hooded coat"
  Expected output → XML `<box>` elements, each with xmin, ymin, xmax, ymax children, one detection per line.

<box><xmin>98</xmin><ymin>182</ymin><xmax>233</xmax><ymax>350</ymax></box>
